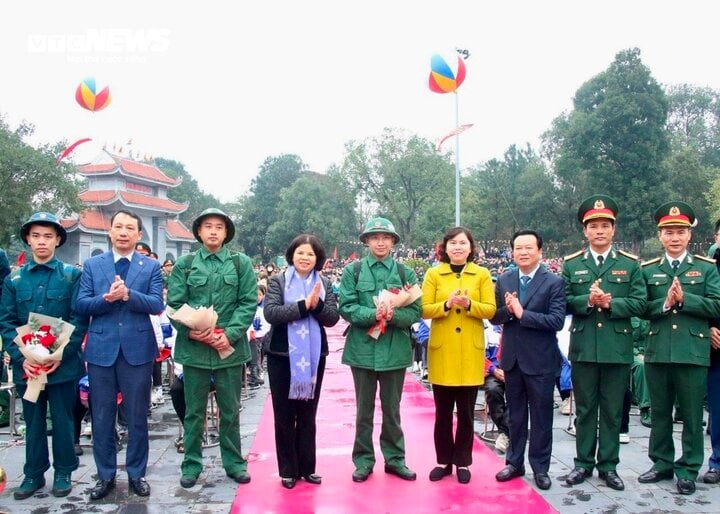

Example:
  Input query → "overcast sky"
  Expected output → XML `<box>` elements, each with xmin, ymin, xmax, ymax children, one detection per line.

<box><xmin>1</xmin><ymin>1</ymin><xmax>717</xmax><ymax>202</ymax></box>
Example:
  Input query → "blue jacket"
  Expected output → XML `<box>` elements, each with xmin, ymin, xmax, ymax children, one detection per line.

<box><xmin>76</xmin><ymin>251</ymin><xmax>163</xmax><ymax>366</ymax></box>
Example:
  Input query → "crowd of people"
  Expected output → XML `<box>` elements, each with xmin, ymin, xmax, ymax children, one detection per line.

<box><xmin>1</xmin><ymin>192</ymin><xmax>720</xmax><ymax>503</ymax></box>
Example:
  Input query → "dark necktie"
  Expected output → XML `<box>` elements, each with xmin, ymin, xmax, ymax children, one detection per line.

<box><xmin>519</xmin><ymin>275</ymin><xmax>530</xmax><ymax>302</ymax></box>
<box><xmin>116</xmin><ymin>257</ymin><xmax>130</xmax><ymax>281</ymax></box>
<box><xmin>672</xmin><ymin>259</ymin><xmax>680</xmax><ymax>273</ymax></box>
<box><xmin>597</xmin><ymin>255</ymin><xmax>604</xmax><ymax>268</ymax></box>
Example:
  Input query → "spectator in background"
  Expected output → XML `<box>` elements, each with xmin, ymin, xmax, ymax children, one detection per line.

<box><xmin>247</xmin><ymin>283</ymin><xmax>268</xmax><ymax>389</ymax></box>
<box><xmin>484</xmin><ymin>326</ymin><xmax>509</xmax><ymax>454</ymax></box>
<box><xmin>0</xmin><ymin>247</ymin><xmax>11</xmax><ymax>428</ymax></box>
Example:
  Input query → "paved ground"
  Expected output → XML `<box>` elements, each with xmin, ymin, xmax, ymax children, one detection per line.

<box><xmin>0</xmin><ymin>361</ymin><xmax>719</xmax><ymax>513</ymax></box>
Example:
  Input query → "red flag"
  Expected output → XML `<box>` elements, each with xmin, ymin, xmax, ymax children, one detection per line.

<box><xmin>17</xmin><ymin>251</ymin><xmax>26</xmax><ymax>266</ymax></box>
<box><xmin>332</xmin><ymin>246</ymin><xmax>338</xmax><ymax>260</ymax></box>
<box><xmin>348</xmin><ymin>251</ymin><xmax>358</xmax><ymax>261</ymax></box>
<box><xmin>437</xmin><ymin>123</ymin><xmax>474</xmax><ymax>152</ymax></box>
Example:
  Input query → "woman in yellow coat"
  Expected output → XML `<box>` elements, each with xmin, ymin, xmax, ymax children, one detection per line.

<box><xmin>422</xmin><ymin>227</ymin><xmax>496</xmax><ymax>484</ymax></box>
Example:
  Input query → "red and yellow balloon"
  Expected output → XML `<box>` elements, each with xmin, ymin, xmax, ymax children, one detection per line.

<box><xmin>75</xmin><ymin>77</ymin><xmax>112</xmax><ymax>112</ymax></box>
<box><xmin>428</xmin><ymin>53</ymin><xmax>466</xmax><ymax>94</ymax></box>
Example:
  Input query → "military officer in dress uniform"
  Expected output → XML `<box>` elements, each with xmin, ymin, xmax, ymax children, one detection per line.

<box><xmin>637</xmin><ymin>201</ymin><xmax>720</xmax><ymax>495</ymax></box>
<box><xmin>562</xmin><ymin>195</ymin><xmax>647</xmax><ymax>491</ymax></box>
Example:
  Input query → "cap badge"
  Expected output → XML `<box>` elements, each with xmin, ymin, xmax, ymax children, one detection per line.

<box><xmin>669</xmin><ymin>206</ymin><xmax>680</xmax><ymax>216</ymax></box>
<box><xmin>594</xmin><ymin>200</ymin><xmax>605</xmax><ymax>210</ymax></box>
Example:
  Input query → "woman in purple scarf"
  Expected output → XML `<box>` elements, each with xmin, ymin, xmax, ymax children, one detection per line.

<box><xmin>263</xmin><ymin>234</ymin><xmax>340</xmax><ymax>489</ymax></box>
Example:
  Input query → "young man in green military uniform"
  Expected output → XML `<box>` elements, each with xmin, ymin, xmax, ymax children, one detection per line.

<box><xmin>638</xmin><ymin>201</ymin><xmax>720</xmax><ymax>495</ymax></box>
<box><xmin>339</xmin><ymin>217</ymin><xmax>421</xmax><ymax>482</ymax></box>
<box><xmin>0</xmin><ymin>213</ymin><xmax>87</xmax><ymax>499</ymax></box>
<box><xmin>167</xmin><ymin>208</ymin><xmax>257</xmax><ymax>488</ymax></box>
<box><xmin>562</xmin><ymin>195</ymin><xmax>647</xmax><ymax>491</ymax></box>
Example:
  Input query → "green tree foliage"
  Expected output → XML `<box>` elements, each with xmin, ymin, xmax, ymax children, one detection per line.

<box><xmin>340</xmin><ymin>128</ymin><xmax>454</xmax><ymax>247</ymax></box>
<box><xmin>235</xmin><ymin>154</ymin><xmax>306</xmax><ymax>260</ymax></box>
<box><xmin>0</xmin><ymin>115</ymin><xmax>84</xmax><ymax>246</ymax></box>
<box><xmin>265</xmin><ymin>170</ymin><xmax>357</xmax><ymax>258</ymax></box>
<box><xmin>666</xmin><ymin>84</ymin><xmax>720</xmax><ymax>167</ymax></box>
<box><xmin>155</xmin><ymin>157</ymin><xmax>221</xmax><ymax>227</ymax></box>
<box><xmin>543</xmin><ymin>48</ymin><xmax>670</xmax><ymax>250</ymax></box>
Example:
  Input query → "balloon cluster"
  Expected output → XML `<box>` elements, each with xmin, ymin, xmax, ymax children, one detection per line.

<box><xmin>0</xmin><ymin>465</ymin><xmax>6</xmax><ymax>495</ymax></box>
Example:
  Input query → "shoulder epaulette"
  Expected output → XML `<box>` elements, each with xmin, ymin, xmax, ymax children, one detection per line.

<box><xmin>618</xmin><ymin>249</ymin><xmax>639</xmax><ymax>261</ymax></box>
<box><xmin>564</xmin><ymin>250</ymin><xmax>583</xmax><ymax>261</ymax></box>
<box><xmin>641</xmin><ymin>257</ymin><xmax>661</xmax><ymax>267</ymax></box>
<box><xmin>694</xmin><ymin>254</ymin><xmax>716</xmax><ymax>264</ymax></box>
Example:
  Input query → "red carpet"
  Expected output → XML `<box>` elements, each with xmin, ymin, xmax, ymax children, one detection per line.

<box><xmin>232</xmin><ymin>320</ymin><xmax>557</xmax><ymax>514</ymax></box>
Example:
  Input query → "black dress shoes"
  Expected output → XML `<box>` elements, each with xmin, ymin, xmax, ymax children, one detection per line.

<box><xmin>565</xmin><ymin>467</ymin><xmax>592</xmax><ymax>485</ymax></box>
<box><xmin>281</xmin><ymin>478</ymin><xmax>297</xmax><ymax>489</ymax></box>
<box><xmin>637</xmin><ymin>468</ymin><xmax>673</xmax><ymax>483</ymax></box>
<box><xmin>456</xmin><ymin>467</ymin><xmax>471</xmax><ymax>484</ymax></box>
<box><xmin>180</xmin><ymin>475</ymin><xmax>197</xmax><ymax>488</ymax></box>
<box><xmin>534</xmin><ymin>473</ymin><xmax>552</xmax><ymax>490</ymax></box>
<box><xmin>303</xmin><ymin>474</ymin><xmax>322</xmax><ymax>485</ymax></box>
<box><xmin>89</xmin><ymin>479</ymin><xmax>116</xmax><ymax>501</ymax></box>
<box><xmin>384</xmin><ymin>464</ymin><xmax>417</xmax><ymax>481</ymax></box>
<box><xmin>703</xmin><ymin>468</ymin><xmax>720</xmax><ymax>484</ymax></box>
<box><xmin>676</xmin><ymin>478</ymin><xmax>696</xmax><ymax>495</ymax></box>
<box><xmin>495</xmin><ymin>464</ymin><xmax>525</xmax><ymax>482</ymax></box>
<box><xmin>129</xmin><ymin>477</ymin><xmax>151</xmax><ymax>497</ymax></box>
<box><xmin>598</xmin><ymin>470</ymin><xmax>625</xmax><ymax>491</ymax></box>
<box><xmin>429</xmin><ymin>465</ymin><xmax>452</xmax><ymax>481</ymax></box>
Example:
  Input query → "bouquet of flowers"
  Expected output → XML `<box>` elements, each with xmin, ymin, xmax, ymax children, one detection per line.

<box><xmin>367</xmin><ymin>283</ymin><xmax>423</xmax><ymax>340</ymax></box>
<box><xmin>167</xmin><ymin>304</ymin><xmax>235</xmax><ymax>359</ymax></box>
<box><xmin>14</xmin><ymin>312</ymin><xmax>75</xmax><ymax>402</ymax></box>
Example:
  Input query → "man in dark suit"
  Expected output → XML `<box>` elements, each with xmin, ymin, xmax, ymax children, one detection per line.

<box><xmin>492</xmin><ymin>230</ymin><xmax>566</xmax><ymax>490</ymax></box>
<box><xmin>77</xmin><ymin>210</ymin><xmax>164</xmax><ymax>500</ymax></box>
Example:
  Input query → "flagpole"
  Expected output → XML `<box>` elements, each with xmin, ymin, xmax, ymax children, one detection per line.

<box><xmin>454</xmin><ymin>92</ymin><xmax>461</xmax><ymax>226</ymax></box>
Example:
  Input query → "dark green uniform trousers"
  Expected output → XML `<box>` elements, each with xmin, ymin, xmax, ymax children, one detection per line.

<box><xmin>17</xmin><ymin>381</ymin><xmax>78</xmax><ymax>478</ymax></box>
<box><xmin>181</xmin><ymin>365</ymin><xmax>246</xmax><ymax>478</ymax></box>
<box><xmin>572</xmin><ymin>362</ymin><xmax>630</xmax><ymax>472</ymax></box>
<box><xmin>645</xmin><ymin>362</ymin><xmax>706</xmax><ymax>480</ymax></box>
<box><xmin>351</xmin><ymin>367</ymin><xmax>407</xmax><ymax>469</ymax></box>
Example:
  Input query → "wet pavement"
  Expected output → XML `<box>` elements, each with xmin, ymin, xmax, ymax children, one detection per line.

<box><xmin>1</xmin><ymin>322</ymin><xmax>720</xmax><ymax>513</ymax></box>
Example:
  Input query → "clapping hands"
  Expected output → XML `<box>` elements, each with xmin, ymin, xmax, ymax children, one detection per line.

<box><xmin>588</xmin><ymin>279</ymin><xmax>612</xmax><ymax>309</ymax></box>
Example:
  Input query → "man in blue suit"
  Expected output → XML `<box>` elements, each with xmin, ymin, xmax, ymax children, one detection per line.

<box><xmin>491</xmin><ymin>229</ymin><xmax>566</xmax><ymax>490</ymax></box>
<box><xmin>77</xmin><ymin>210</ymin><xmax>163</xmax><ymax>500</ymax></box>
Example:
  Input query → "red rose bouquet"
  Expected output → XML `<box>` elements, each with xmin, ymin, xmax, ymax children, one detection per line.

<box><xmin>14</xmin><ymin>312</ymin><xmax>75</xmax><ymax>402</ymax></box>
<box><xmin>367</xmin><ymin>283</ymin><xmax>423</xmax><ymax>340</ymax></box>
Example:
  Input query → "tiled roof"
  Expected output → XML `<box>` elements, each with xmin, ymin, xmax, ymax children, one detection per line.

<box><xmin>79</xmin><ymin>190</ymin><xmax>188</xmax><ymax>213</ymax></box>
<box><xmin>77</xmin><ymin>154</ymin><xmax>181</xmax><ymax>186</ymax></box>
<box><xmin>166</xmin><ymin>219</ymin><xmax>195</xmax><ymax>241</ymax></box>
<box><xmin>61</xmin><ymin>209</ymin><xmax>111</xmax><ymax>233</ymax></box>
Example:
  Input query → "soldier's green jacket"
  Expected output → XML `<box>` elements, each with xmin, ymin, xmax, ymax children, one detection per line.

<box><xmin>0</xmin><ymin>257</ymin><xmax>88</xmax><ymax>385</ymax></box>
<box><xmin>641</xmin><ymin>254</ymin><xmax>720</xmax><ymax>366</ymax></box>
<box><xmin>167</xmin><ymin>246</ymin><xmax>257</xmax><ymax>369</ymax></box>
<box><xmin>562</xmin><ymin>248</ymin><xmax>647</xmax><ymax>364</ymax></box>
<box><xmin>339</xmin><ymin>255</ymin><xmax>421</xmax><ymax>371</ymax></box>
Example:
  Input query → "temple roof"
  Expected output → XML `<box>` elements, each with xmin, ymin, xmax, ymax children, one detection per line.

<box><xmin>77</xmin><ymin>153</ymin><xmax>181</xmax><ymax>187</ymax></box>
<box><xmin>61</xmin><ymin>209</ymin><xmax>111</xmax><ymax>234</ymax></box>
<box><xmin>166</xmin><ymin>219</ymin><xmax>195</xmax><ymax>241</ymax></box>
<box><xmin>79</xmin><ymin>190</ymin><xmax>188</xmax><ymax>213</ymax></box>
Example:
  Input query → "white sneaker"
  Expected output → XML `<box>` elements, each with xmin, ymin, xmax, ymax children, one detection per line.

<box><xmin>151</xmin><ymin>387</ymin><xmax>164</xmax><ymax>405</ymax></box>
<box><xmin>82</xmin><ymin>422</ymin><xmax>92</xmax><ymax>437</ymax></box>
<box><xmin>495</xmin><ymin>433</ymin><xmax>509</xmax><ymax>453</ymax></box>
<box><xmin>619</xmin><ymin>432</ymin><xmax>630</xmax><ymax>444</ymax></box>
<box><xmin>559</xmin><ymin>397</ymin><xmax>572</xmax><ymax>415</ymax></box>
<box><xmin>412</xmin><ymin>362</ymin><xmax>419</xmax><ymax>373</ymax></box>
<box><xmin>565</xmin><ymin>425</ymin><xmax>576</xmax><ymax>437</ymax></box>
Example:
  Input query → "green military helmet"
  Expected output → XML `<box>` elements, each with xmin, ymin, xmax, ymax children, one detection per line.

<box><xmin>20</xmin><ymin>212</ymin><xmax>67</xmax><ymax>247</ymax></box>
<box><xmin>654</xmin><ymin>201</ymin><xmax>696</xmax><ymax>228</ymax></box>
<box><xmin>359</xmin><ymin>217</ymin><xmax>400</xmax><ymax>244</ymax></box>
<box><xmin>577</xmin><ymin>194</ymin><xmax>618</xmax><ymax>224</ymax></box>
<box><xmin>192</xmin><ymin>207</ymin><xmax>235</xmax><ymax>245</ymax></box>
